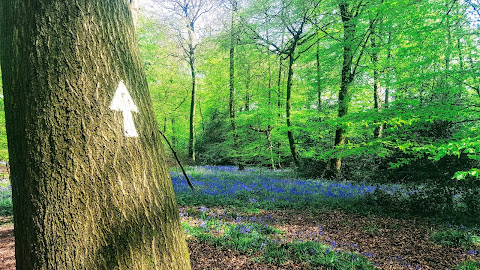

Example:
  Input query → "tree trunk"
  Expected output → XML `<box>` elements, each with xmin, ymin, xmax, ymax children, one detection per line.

<box><xmin>171</xmin><ymin>117</ymin><xmax>177</xmax><ymax>148</ymax></box>
<box><xmin>198</xmin><ymin>98</ymin><xmax>205</xmax><ymax>133</ymax></box>
<box><xmin>250</xmin><ymin>125</ymin><xmax>275</xmax><ymax>169</ymax></box>
<box><xmin>129</xmin><ymin>0</ymin><xmax>140</xmax><ymax>26</ymax></box>
<box><xmin>316</xmin><ymin>42</ymin><xmax>322</xmax><ymax>111</ymax></box>
<box><xmin>0</xmin><ymin>1</ymin><xmax>190</xmax><ymax>269</ymax></box>
<box><xmin>229</xmin><ymin>1</ymin><xmax>243</xmax><ymax>170</ymax></box>
<box><xmin>371</xmin><ymin>21</ymin><xmax>383</xmax><ymax>138</ymax></box>
<box><xmin>276</xmin><ymin>56</ymin><xmax>283</xmax><ymax>168</ymax></box>
<box><xmin>286</xmin><ymin>51</ymin><xmax>300</xmax><ymax>167</ymax></box>
<box><xmin>164</xmin><ymin>116</ymin><xmax>168</xmax><ymax>133</ymax></box>
<box><xmin>188</xmin><ymin>51</ymin><xmax>196</xmax><ymax>161</ymax></box>
<box><xmin>385</xmin><ymin>32</ymin><xmax>392</xmax><ymax>108</ymax></box>
<box><xmin>244</xmin><ymin>64</ymin><xmax>251</xmax><ymax>111</ymax></box>
<box><xmin>330</xmin><ymin>2</ymin><xmax>356</xmax><ymax>175</ymax></box>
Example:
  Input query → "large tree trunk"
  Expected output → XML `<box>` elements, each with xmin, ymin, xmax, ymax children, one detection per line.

<box><xmin>129</xmin><ymin>0</ymin><xmax>140</xmax><ymax>26</ymax></box>
<box><xmin>330</xmin><ymin>2</ymin><xmax>356</xmax><ymax>175</ymax></box>
<box><xmin>0</xmin><ymin>1</ymin><xmax>190</xmax><ymax>269</ymax></box>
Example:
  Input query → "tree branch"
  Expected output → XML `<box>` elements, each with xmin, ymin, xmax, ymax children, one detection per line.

<box><xmin>158</xmin><ymin>130</ymin><xmax>196</xmax><ymax>191</ymax></box>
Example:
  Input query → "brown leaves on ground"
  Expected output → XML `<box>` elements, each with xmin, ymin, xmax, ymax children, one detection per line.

<box><xmin>266</xmin><ymin>209</ymin><xmax>476</xmax><ymax>269</ymax></box>
<box><xmin>0</xmin><ymin>216</ymin><xmax>14</xmax><ymax>270</ymax></box>
<box><xmin>0</xmin><ymin>210</ymin><xmax>478</xmax><ymax>269</ymax></box>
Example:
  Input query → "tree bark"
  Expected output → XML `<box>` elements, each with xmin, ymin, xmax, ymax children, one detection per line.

<box><xmin>385</xmin><ymin>32</ymin><xmax>391</xmax><ymax>108</ymax></box>
<box><xmin>244</xmin><ymin>64</ymin><xmax>251</xmax><ymax>111</ymax></box>
<box><xmin>250</xmin><ymin>125</ymin><xmax>275</xmax><ymax>169</ymax></box>
<box><xmin>316</xmin><ymin>42</ymin><xmax>322</xmax><ymax>111</ymax></box>
<box><xmin>276</xmin><ymin>56</ymin><xmax>283</xmax><ymax>168</ymax></box>
<box><xmin>330</xmin><ymin>2</ymin><xmax>356</xmax><ymax>175</ymax></box>
<box><xmin>188</xmin><ymin>40</ymin><xmax>196</xmax><ymax>161</ymax></box>
<box><xmin>229</xmin><ymin>0</ymin><xmax>243</xmax><ymax>170</ymax></box>
<box><xmin>371</xmin><ymin>21</ymin><xmax>383</xmax><ymax>138</ymax></box>
<box><xmin>286</xmin><ymin>51</ymin><xmax>300</xmax><ymax>167</ymax></box>
<box><xmin>171</xmin><ymin>117</ymin><xmax>177</xmax><ymax>147</ymax></box>
<box><xmin>129</xmin><ymin>0</ymin><xmax>140</xmax><ymax>26</ymax></box>
<box><xmin>0</xmin><ymin>1</ymin><xmax>190</xmax><ymax>269</ymax></box>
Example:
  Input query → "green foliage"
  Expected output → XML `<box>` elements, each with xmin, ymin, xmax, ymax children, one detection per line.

<box><xmin>431</xmin><ymin>227</ymin><xmax>480</xmax><ymax>248</ymax></box>
<box><xmin>455</xmin><ymin>260</ymin><xmax>480</xmax><ymax>270</ymax></box>
<box><xmin>0</xmin><ymin>68</ymin><xmax>6</xmax><ymax>160</ymax></box>
<box><xmin>0</xmin><ymin>179</ymin><xmax>12</xmax><ymax>216</ymax></box>
<box><xmin>137</xmin><ymin>0</ymin><xmax>480</xmax><ymax>191</ymax></box>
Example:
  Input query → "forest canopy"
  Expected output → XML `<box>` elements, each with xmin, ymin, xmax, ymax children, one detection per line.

<box><xmin>139</xmin><ymin>0</ymin><xmax>480</xmax><ymax>184</ymax></box>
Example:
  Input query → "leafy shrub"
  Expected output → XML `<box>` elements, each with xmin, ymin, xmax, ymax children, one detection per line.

<box><xmin>455</xmin><ymin>260</ymin><xmax>480</xmax><ymax>270</ymax></box>
<box><xmin>431</xmin><ymin>228</ymin><xmax>479</xmax><ymax>248</ymax></box>
<box><xmin>0</xmin><ymin>180</ymin><xmax>12</xmax><ymax>216</ymax></box>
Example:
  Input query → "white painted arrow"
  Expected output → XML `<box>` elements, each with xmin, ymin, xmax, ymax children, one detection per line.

<box><xmin>110</xmin><ymin>80</ymin><xmax>139</xmax><ymax>137</ymax></box>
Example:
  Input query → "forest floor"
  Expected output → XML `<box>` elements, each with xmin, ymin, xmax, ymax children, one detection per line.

<box><xmin>1</xmin><ymin>208</ymin><xmax>478</xmax><ymax>269</ymax></box>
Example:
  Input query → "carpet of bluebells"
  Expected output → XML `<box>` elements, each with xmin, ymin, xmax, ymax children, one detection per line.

<box><xmin>170</xmin><ymin>165</ymin><xmax>400</xmax><ymax>210</ymax></box>
<box><xmin>172</xmin><ymin>166</ymin><xmax>480</xmax><ymax>269</ymax></box>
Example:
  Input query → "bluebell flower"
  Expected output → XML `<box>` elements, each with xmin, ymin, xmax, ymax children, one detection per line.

<box><xmin>467</xmin><ymin>249</ymin><xmax>479</xmax><ymax>256</ymax></box>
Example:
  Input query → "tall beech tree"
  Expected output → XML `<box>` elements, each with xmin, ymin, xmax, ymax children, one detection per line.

<box><xmin>370</xmin><ymin>19</ymin><xmax>383</xmax><ymax>138</ymax></box>
<box><xmin>168</xmin><ymin>0</ymin><xmax>213</xmax><ymax>162</ymax></box>
<box><xmin>227</xmin><ymin>0</ymin><xmax>244</xmax><ymax>169</ymax></box>
<box><xmin>0</xmin><ymin>0</ymin><xmax>190</xmax><ymax>269</ymax></box>
<box><xmin>325</xmin><ymin>0</ymin><xmax>376</xmax><ymax>176</ymax></box>
<box><xmin>248</xmin><ymin>0</ymin><xmax>321</xmax><ymax>167</ymax></box>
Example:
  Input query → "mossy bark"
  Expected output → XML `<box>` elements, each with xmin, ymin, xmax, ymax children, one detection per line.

<box><xmin>330</xmin><ymin>2</ymin><xmax>356</xmax><ymax>175</ymax></box>
<box><xmin>0</xmin><ymin>0</ymin><xmax>191</xmax><ymax>269</ymax></box>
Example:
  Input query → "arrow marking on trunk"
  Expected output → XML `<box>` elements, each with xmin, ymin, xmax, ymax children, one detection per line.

<box><xmin>110</xmin><ymin>80</ymin><xmax>139</xmax><ymax>137</ymax></box>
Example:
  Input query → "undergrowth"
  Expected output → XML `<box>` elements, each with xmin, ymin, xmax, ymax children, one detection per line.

<box><xmin>0</xmin><ymin>178</ymin><xmax>12</xmax><ymax>216</ymax></box>
<box><xmin>430</xmin><ymin>227</ymin><xmax>480</xmax><ymax>248</ymax></box>
<box><xmin>182</xmin><ymin>208</ymin><xmax>374</xmax><ymax>269</ymax></box>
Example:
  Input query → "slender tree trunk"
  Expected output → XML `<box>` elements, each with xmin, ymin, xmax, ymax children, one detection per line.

<box><xmin>198</xmin><ymin>98</ymin><xmax>205</xmax><ymax>133</ymax></box>
<box><xmin>250</xmin><ymin>125</ymin><xmax>275</xmax><ymax>169</ymax></box>
<box><xmin>268</xmin><ymin>56</ymin><xmax>273</xmax><ymax>106</ymax></box>
<box><xmin>371</xmin><ymin>22</ymin><xmax>383</xmax><ymax>138</ymax></box>
<box><xmin>164</xmin><ymin>116</ymin><xmax>168</xmax><ymax>133</ymax></box>
<box><xmin>457</xmin><ymin>38</ymin><xmax>464</xmax><ymax>73</ymax></box>
<box><xmin>468</xmin><ymin>56</ymin><xmax>480</xmax><ymax>98</ymax></box>
<box><xmin>244</xmin><ymin>64</ymin><xmax>251</xmax><ymax>111</ymax></box>
<box><xmin>0</xmin><ymin>0</ymin><xmax>190</xmax><ymax>269</ymax></box>
<box><xmin>267</xmin><ymin>128</ymin><xmax>275</xmax><ymax>169</ymax></box>
<box><xmin>385</xmin><ymin>33</ymin><xmax>391</xmax><ymax>108</ymax></box>
<box><xmin>276</xmin><ymin>56</ymin><xmax>283</xmax><ymax>168</ymax></box>
<box><xmin>316</xmin><ymin>42</ymin><xmax>322</xmax><ymax>111</ymax></box>
<box><xmin>228</xmin><ymin>1</ymin><xmax>243</xmax><ymax>170</ymax></box>
<box><xmin>286</xmin><ymin>51</ymin><xmax>300</xmax><ymax>167</ymax></box>
<box><xmin>188</xmin><ymin>46</ymin><xmax>196</xmax><ymax>161</ymax></box>
<box><xmin>373</xmin><ymin>70</ymin><xmax>383</xmax><ymax>138</ymax></box>
<box><xmin>171</xmin><ymin>117</ymin><xmax>177</xmax><ymax>148</ymax></box>
<box><xmin>277</xmin><ymin>57</ymin><xmax>283</xmax><ymax>116</ymax></box>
